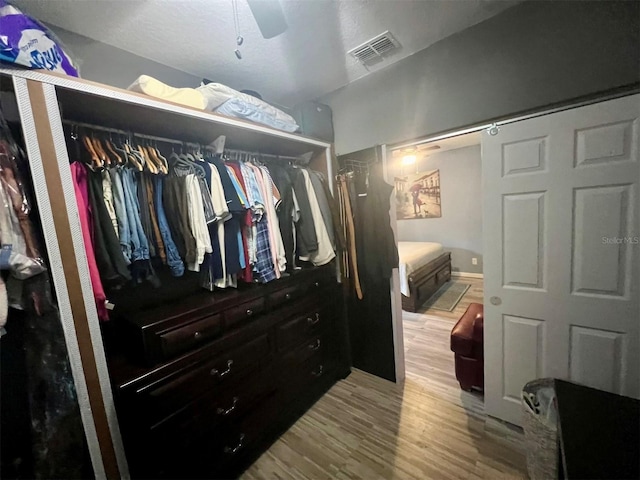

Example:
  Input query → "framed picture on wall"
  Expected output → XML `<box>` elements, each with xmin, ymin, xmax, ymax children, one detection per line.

<box><xmin>394</xmin><ymin>169</ymin><xmax>441</xmax><ymax>219</ymax></box>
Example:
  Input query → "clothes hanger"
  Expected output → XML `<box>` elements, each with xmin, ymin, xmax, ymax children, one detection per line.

<box><xmin>91</xmin><ymin>135</ymin><xmax>113</xmax><ymax>168</ymax></box>
<box><xmin>104</xmin><ymin>133</ymin><xmax>124</xmax><ymax>167</ymax></box>
<box><xmin>149</xmin><ymin>140</ymin><xmax>168</xmax><ymax>174</ymax></box>
<box><xmin>136</xmin><ymin>142</ymin><xmax>158</xmax><ymax>174</ymax></box>
<box><xmin>123</xmin><ymin>137</ymin><xmax>144</xmax><ymax>172</ymax></box>
<box><xmin>80</xmin><ymin>130</ymin><xmax>103</xmax><ymax>170</ymax></box>
<box><xmin>111</xmin><ymin>134</ymin><xmax>132</xmax><ymax>168</ymax></box>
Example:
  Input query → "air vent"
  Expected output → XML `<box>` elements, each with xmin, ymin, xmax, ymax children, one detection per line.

<box><xmin>348</xmin><ymin>31</ymin><xmax>400</xmax><ymax>65</ymax></box>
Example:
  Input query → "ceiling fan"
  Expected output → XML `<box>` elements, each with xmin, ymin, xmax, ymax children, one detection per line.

<box><xmin>246</xmin><ymin>0</ymin><xmax>288</xmax><ymax>39</ymax></box>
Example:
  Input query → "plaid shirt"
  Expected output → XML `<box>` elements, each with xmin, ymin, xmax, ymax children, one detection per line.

<box><xmin>240</xmin><ymin>162</ymin><xmax>276</xmax><ymax>283</ymax></box>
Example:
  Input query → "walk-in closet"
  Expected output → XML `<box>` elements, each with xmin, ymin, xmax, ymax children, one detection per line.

<box><xmin>0</xmin><ymin>69</ymin><xmax>350</xmax><ymax>479</ymax></box>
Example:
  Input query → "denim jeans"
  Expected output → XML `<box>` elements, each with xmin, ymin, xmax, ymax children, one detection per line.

<box><xmin>109</xmin><ymin>168</ymin><xmax>131</xmax><ymax>264</ymax></box>
<box><xmin>154</xmin><ymin>177</ymin><xmax>185</xmax><ymax>277</ymax></box>
<box><xmin>120</xmin><ymin>169</ymin><xmax>149</xmax><ymax>261</ymax></box>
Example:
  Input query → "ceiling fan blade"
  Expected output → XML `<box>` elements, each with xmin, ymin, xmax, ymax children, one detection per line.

<box><xmin>246</xmin><ymin>0</ymin><xmax>287</xmax><ymax>39</ymax></box>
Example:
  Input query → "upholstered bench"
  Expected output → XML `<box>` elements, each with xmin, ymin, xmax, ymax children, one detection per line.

<box><xmin>450</xmin><ymin>303</ymin><xmax>484</xmax><ymax>391</ymax></box>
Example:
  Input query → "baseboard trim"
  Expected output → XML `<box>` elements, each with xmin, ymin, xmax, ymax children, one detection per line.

<box><xmin>451</xmin><ymin>272</ymin><xmax>484</xmax><ymax>279</ymax></box>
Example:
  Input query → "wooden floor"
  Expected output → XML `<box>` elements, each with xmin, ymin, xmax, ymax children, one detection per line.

<box><xmin>403</xmin><ymin>277</ymin><xmax>486</xmax><ymax>404</ymax></box>
<box><xmin>243</xmin><ymin>277</ymin><xmax>527</xmax><ymax>479</ymax></box>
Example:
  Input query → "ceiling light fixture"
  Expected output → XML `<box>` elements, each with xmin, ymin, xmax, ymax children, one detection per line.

<box><xmin>402</xmin><ymin>154</ymin><xmax>416</xmax><ymax>165</ymax></box>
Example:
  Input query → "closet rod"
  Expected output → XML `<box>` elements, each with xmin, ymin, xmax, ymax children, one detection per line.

<box><xmin>62</xmin><ymin>120</ymin><xmax>305</xmax><ymax>162</ymax></box>
<box><xmin>62</xmin><ymin>120</ymin><xmax>188</xmax><ymax>146</ymax></box>
<box><xmin>225</xmin><ymin>149</ymin><xmax>303</xmax><ymax>162</ymax></box>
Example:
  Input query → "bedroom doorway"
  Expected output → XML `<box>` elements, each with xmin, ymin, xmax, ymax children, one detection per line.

<box><xmin>385</xmin><ymin>132</ymin><xmax>485</xmax><ymax>406</ymax></box>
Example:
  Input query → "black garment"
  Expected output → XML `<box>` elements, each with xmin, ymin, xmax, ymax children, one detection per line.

<box><xmin>317</xmin><ymin>172</ymin><xmax>345</xmax><ymax>253</ymax></box>
<box><xmin>360</xmin><ymin>166</ymin><xmax>399</xmax><ymax>280</ymax></box>
<box><xmin>210</xmin><ymin>155</ymin><xmax>242</xmax><ymax>276</ymax></box>
<box><xmin>163</xmin><ymin>175</ymin><xmax>196</xmax><ymax>266</ymax></box>
<box><xmin>267</xmin><ymin>163</ymin><xmax>295</xmax><ymax>271</ymax></box>
<box><xmin>87</xmin><ymin>171</ymin><xmax>131</xmax><ymax>289</ymax></box>
<box><xmin>199</xmin><ymin>161</ymin><xmax>224</xmax><ymax>285</ymax></box>
<box><xmin>290</xmin><ymin>167</ymin><xmax>318</xmax><ymax>258</ymax></box>
<box><xmin>136</xmin><ymin>172</ymin><xmax>156</xmax><ymax>258</ymax></box>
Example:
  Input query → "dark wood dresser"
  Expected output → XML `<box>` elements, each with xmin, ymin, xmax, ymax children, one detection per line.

<box><xmin>105</xmin><ymin>265</ymin><xmax>350</xmax><ymax>479</ymax></box>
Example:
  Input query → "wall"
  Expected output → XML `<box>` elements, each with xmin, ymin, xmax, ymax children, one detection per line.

<box><xmin>47</xmin><ymin>25</ymin><xmax>202</xmax><ymax>89</ymax></box>
<box><xmin>322</xmin><ymin>0</ymin><xmax>640</xmax><ymax>154</ymax></box>
<box><xmin>392</xmin><ymin>145</ymin><xmax>483</xmax><ymax>274</ymax></box>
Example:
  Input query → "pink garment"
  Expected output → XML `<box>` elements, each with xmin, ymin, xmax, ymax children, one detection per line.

<box><xmin>70</xmin><ymin>162</ymin><xmax>109</xmax><ymax>321</ymax></box>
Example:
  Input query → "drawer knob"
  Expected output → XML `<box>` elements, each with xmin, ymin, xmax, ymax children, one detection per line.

<box><xmin>246</xmin><ymin>309</ymin><xmax>253</xmax><ymax>317</ymax></box>
<box><xmin>216</xmin><ymin>396</ymin><xmax>239</xmax><ymax>416</ymax></box>
<box><xmin>308</xmin><ymin>339</ymin><xmax>321</xmax><ymax>351</ymax></box>
<box><xmin>223</xmin><ymin>433</ymin><xmax>245</xmax><ymax>455</ymax></box>
<box><xmin>307</xmin><ymin>313</ymin><xmax>320</xmax><ymax>326</ymax></box>
<box><xmin>211</xmin><ymin>359</ymin><xmax>233</xmax><ymax>379</ymax></box>
<box><xmin>193</xmin><ymin>331</ymin><xmax>201</xmax><ymax>339</ymax></box>
<box><xmin>285</xmin><ymin>293</ymin><xmax>291</xmax><ymax>300</ymax></box>
<box><xmin>314</xmin><ymin>281</ymin><xmax>320</xmax><ymax>287</ymax></box>
<box><xmin>311</xmin><ymin>364</ymin><xmax>324</xmax><ymax>377</ymax></box>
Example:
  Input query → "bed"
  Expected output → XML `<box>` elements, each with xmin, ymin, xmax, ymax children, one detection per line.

<box><xmin>398</xmin><ymin>242</ymin><xmax>452</xmax><ymax>312</ymax></box>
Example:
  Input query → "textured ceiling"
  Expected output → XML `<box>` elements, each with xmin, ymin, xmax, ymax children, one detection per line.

<box><xmin>12</xmin><ymin>0</ymin><xmax>519</xmax><ymax>106</ymax></box>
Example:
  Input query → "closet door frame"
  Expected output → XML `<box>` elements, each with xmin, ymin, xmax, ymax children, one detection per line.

<box><xmin>385</xmin><ymin>87</ymin><xmax>639</xmax><ymax>402</ymax></box>
<box><xmin>2</xmin><ymin>67</ymin><xmax>335</xmax><ymax>480</ymax></box>
<box><xmin>11</xmin><ymin>76</ymin><xmax>126</xmax><ymax>479</ymax></box>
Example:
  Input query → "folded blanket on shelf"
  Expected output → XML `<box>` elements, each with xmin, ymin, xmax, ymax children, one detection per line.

<box><xmin>128</xmin><ymin>75</ymin><xmax>206</xmax><ymax>110</ymax></box>
<box><xmin>215</xmin><ymin>97</ymin><xmax>299</xmax><ymax>133</ymax></box>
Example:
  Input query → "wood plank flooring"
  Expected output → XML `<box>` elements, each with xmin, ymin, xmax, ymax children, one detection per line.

<box><xmin>243</xmin><ymin>277</ymin><xmax>527</xmax><ymax>479</ymax></box>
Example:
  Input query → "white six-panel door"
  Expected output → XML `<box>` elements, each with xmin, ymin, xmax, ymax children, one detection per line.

<box><xmin>482</xmin><ymin>94</ymin><xmax>640</xmax><ymax>426</ymax></box>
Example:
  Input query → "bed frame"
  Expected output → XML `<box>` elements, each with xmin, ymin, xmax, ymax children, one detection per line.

<box><xmin>401</xmin><ymin>252</ymin><xmax>452</xmax><ymax>312</ymax></box>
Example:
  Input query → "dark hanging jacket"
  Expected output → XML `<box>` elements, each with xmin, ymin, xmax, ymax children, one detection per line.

<box><xmin>360</xmin><ymin>166</ymin><xmax>399</xmax><ymax>281</ymax></box>
<box><xmin>267</xmin><ymin>163</ymin><xmax>295</xmax><ymax>270</ymax></box>
<box><xmin>289</xmin><ymin>167</ymin><xmax>318</xmax><ymax>258</ymax></box>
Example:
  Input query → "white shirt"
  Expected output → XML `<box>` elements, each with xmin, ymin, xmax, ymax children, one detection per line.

<box><xmin>300</xmin><ymin>169</ymin><xmax>335</xmax><ymax>267</ymax></box>
<box><xmin>185</xmin><ymin>174</ymin><xmax>212</xmax><ymax>271</ymax></box>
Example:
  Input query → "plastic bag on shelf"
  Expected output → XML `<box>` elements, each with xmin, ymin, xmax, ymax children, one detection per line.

<box><xmin>0</xmin><ymin>0</ymin><xmax>79</xmax><ymax>76</ymax></box>
<box><xmin>0</xmin><ymin>110</ymin><xmax>46</xmax><ymax>279</ymax></box>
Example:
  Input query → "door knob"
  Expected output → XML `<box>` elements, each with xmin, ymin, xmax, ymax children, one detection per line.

<box><xmin>490</xmin><ymin>296</ymin><xmax>502</xmax><ymax>306</ymax></box>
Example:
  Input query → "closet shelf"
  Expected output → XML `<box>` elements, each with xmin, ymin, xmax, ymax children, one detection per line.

<box><xmin>2</xmin><ymin>68</ymin><xmax>331</xmax><ymax>156</ymax></box>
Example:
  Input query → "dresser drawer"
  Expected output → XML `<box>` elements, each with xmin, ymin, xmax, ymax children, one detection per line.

<box><xmin>280</xmin><ymin>332</ymin><xmax>325</xmax><ymax>369</ymax></box>
<box><xmin>150</xmin><ymin>368</ymin><xmax>274</xmax><ymax>436</ymax></box>
<box><xmin>159</xmin><ymin>313</ymin><xmax>222</xmax><ymax>359</ymax></box>
<box><xmin>269</xmin><ymin>285</ymin><xmax>300</xmax><ymax>308</ymax></box>
<box><xmin>209</xmin><ymin>393</ymin><xmax>280</xmax><ymax>474</ymax></box>
<box><xmin>283</xmin><ymin>348</ymin><xmax>327</xmax><ymax>395</ymax></box>
<box><xmin>276</xmin><ymin>308</ymin><xmax>323</xmax><ymax>351</ymax></box>
<box><xmin>135</xmin><ymin>333</ymin><xmax>271</xmax><ymax>425</ymax></box>
<box><xmin>225</xmin><ymin>297</ymin><xmax>266</xmax><ymax>330</ymax></box>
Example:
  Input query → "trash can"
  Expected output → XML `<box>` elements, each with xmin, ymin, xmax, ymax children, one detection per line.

<box><xmin>522</xmin><ymin>378</ymin><xmax>559</xmax><ymax>480</ymax></box>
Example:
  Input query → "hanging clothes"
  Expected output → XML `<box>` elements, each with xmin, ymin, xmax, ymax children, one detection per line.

<box><xmin>358</xmin><ymin>166</ymin><xmax>398</xmax><ymax>281</ymax></box>
<box><xmin>240</xmin><ymin>162</ymin><xmax>276</xmax><ymax>283</ymax></box>
<box><xmin>108</xmin><ymin>167</ymin><xmax>131</xmax><ymax>262</ymax></box>
<box><xmin>185</xmin><ymin>173</ymin><xmax>212</xmax><ymax>271</ymax></box>
<box><xmin>290</xmin><ymin>167</ymin><xmax>318</xmax><ymax>260</ymax></box>
<box><xmin>70</xmin><ymin>162</ymin><xmax>109</xmax><ymax>320</ymax></box>
<box><xmin>153</xmin><ymin>176</ymin><xmax>184</xmax><ymax>276</ymax></box>
<box><xmin>297</xmin><ymin>168</ymin><xmax>335</xmax><ymax>267</ymax></box>
<box><xmin>266</xmin><ymin>163</ymin><xmax>295</xmax><ymax>271</ymax></box>
<box><xmin>87</xmin><ymin>170</ymin><xmax>131</xmax><ymax>289</ymax></box>
<box><xmin>308</xmin><ymin>170</ymin><xmax>335</xmax><ymax>248</ymax></box>
<box><xmin>337</xmin><ymin>173</ymin><xmax>363</xmax><ymax>299</ymax></box>
<box><xmin>164</xmin><ymin>174</ymin><xmax>197</xmax><ymax>267</ymax></box>
<box><xmin>226</xmin><ymin>161</ymin><xmax>253</xmax><ymax>283</ymax></box>
<box><xmin>0</xmin><ymin>274</ymin><xmax>6</xmax><ymax>333</ymax></box>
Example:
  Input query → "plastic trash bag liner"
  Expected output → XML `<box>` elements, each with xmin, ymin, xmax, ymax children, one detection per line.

<box><xmin>0</xmin><ymin>0</ymin><xmax>78</xmax><ymax>76</ymax></box>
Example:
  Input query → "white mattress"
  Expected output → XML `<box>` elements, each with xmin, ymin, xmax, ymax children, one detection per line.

<box><xmin>398</xmin><ymin>242</ymin><xmax>444</xmax><ymax>297</ymax></box>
